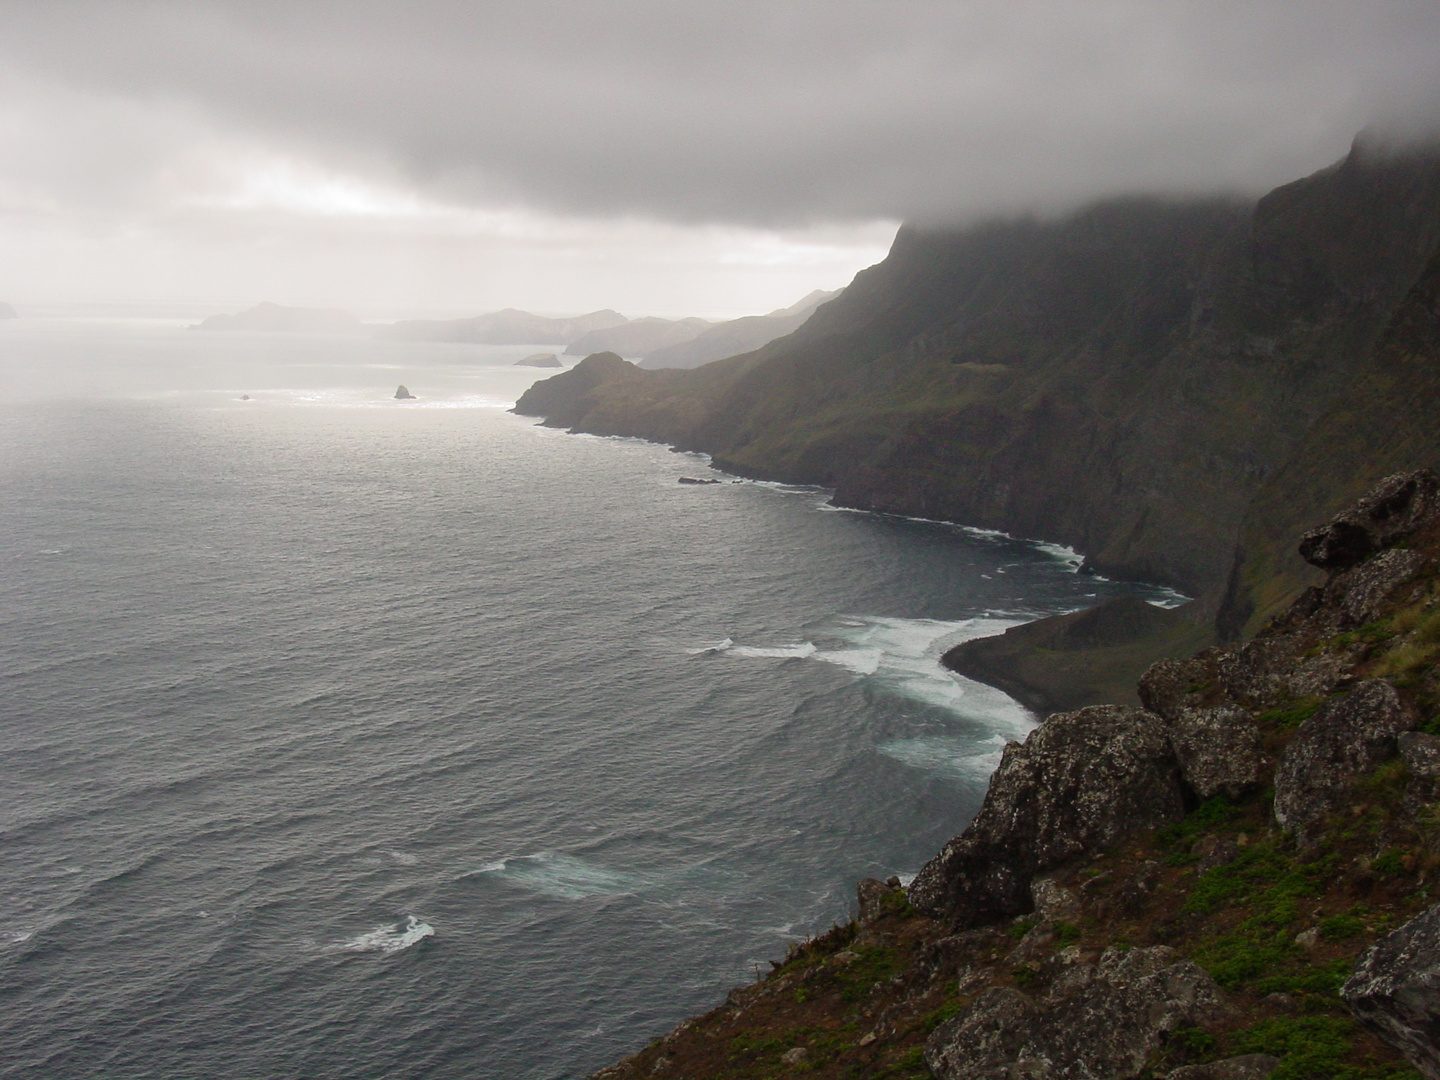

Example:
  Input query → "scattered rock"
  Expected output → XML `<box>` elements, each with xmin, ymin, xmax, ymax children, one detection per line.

<box><xmin>1165</xmin><ymin>1054</ymin><xmax>1280</xmax><ymax>1080</ymax></box>
<box><xmin>1273</xmin><ymin>680</ymin><xmax>1415</xmax><ymax>845</ymax></box>
<box><xmin>908</xmin><ymin>706</ymin><xmax>1185</xmax><ymax>927</ymax></box>
<box><xmin>1163</xmin><ymin>704</ymin><xmax>1268</xmax><ymax>800</ymax></box>
<box><xmin>1193</xmin><ymin>835</ymin><xmax>1240</xmax><ymax>872</ymax></box>
<box><xmin>1031</xmin><ymin>878</ymin><xmax>1082</xmax><ymax>923</ymax></box>
<box><xmin>1400</xmin><ymin>732</ymin><xmax>1440</xmax><ymax>779</ymax></box>
<box><xmin>1342</xmin><ymin>901</ymin><xmax>1440</xmax><ymax>1079</ymax></box>
<box><xmin>1298</xmin><ymin>470</ymin><xmax>1440</xmax><ymax>572</ymax></box>
<box><xmin>779</xmin><ymin>1047</ymin><xmax>808</xmax><ymax>1065</ymax></box>
<box><xmin>1117</xmin><ymin>860</ymin><xmax>1163</xmax><ymax>917</ymax></box>
<box><xmin>925</xmin><ymin>947</ymin><xmax>1229</xmax><ymax>1080</ymax></box>
<box><xmin>1294</xmin><ymin>926</ymin><xmax>1321</xmax><ymax>948</ymax></box>
<box><xmin>1005</xmin><ymin>921</ymin><xmax>1058</xmax><ymax>968</ymax></box>
<box><xmin>395</xmin><ymin>385</ymin><xmax>416</xmax><ymax>400</ymax></box>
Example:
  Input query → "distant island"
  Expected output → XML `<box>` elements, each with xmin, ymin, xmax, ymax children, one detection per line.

<box><xmin>372</xmin><ymin>289</ymin><xmax>842</xmax><ymax>366</ymax></box>
<box><xmin>192</xmin><ymin>301</ymin><xmax>364</xmax><ymax>335</ymax></box>
<box><xmin>514</xmin><ymin>352</ymin><xmax>563</xmax><ymax>368</ymax></box>
<box><xmin>0</xmin><ymin>301</ymin><xmax>17</xmax><ymax>319</ymax></box>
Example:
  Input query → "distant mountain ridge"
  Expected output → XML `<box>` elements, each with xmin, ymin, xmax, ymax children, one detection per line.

<box><xmin>640</xmin><ymin>289</ymin><xmax>841</xmax><ymax>369</ymax></box>
<box><xmin>376</xmin><ymin>307</ymin><xmax>627</xmax><ymax>345</ymax></box>
<box><xmin>564</xmin><ymin>316</ymin><xmax>715</xmax><ymax>358</ymax></box>
<box><xmin>192</xmin><ymin>301</ymin><xmax>363</xmax><ymax>334</ymax></box>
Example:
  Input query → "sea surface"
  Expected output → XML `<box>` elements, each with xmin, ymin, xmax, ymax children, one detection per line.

<box><xmin>0</xmin><ymin>319</ymin><xmax>1179</xmax><ymax>1079</ymax></box>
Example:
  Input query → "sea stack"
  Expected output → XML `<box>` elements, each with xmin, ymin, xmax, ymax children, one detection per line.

<box><xmin>394</xmin><ymin>385</ymin><xmax>416</xmax><ymax>400</ymax></box>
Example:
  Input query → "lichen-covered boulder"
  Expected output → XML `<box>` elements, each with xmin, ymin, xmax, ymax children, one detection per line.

<box><xmin>1273</xmin><ymin>680</ymin><xmax>1414</xmax><ymax>844</ymax></box>
<box><xmin>925</xmin><ymin>947</ymin><xmax>1229</xmax><ymax>1080</ymax></box>
<box><xmin>908</xmin><ymin>706</ymin><xmax>1184</xmax><ymax>927</ymax></box>
<box><xmin>1324</xmin><ymin>548</ymin><xmax>1431</xmax><ymax>630</ymax></box>
<box><xmin>1164</xmin><ymin>1055</ymin><xmax>1280</xmax><ymax>1079</ymax></box>
<box><xmin>1298</xmin><ymin>469</ymin><xmax>1440</xmax><ymax>572</ymax></box>
<box><xmin>1139</xmin><ymin>656</ymin><xmax>1220</xmax><ymax>719</ymax></box>
<box><xmin>1164</xmin><ymin>704</ymin><xmax>1269</xmax><ymax>800</ymax></box>
<box><xmin>856</xmin><ymin>877</ymin><xmax>902</xmax><ymax>924</ymax></box>
<box><xmin>1342</xmin><ymin>902</ymin><xmax>1440</xmax><ymax>1079</ymax></box>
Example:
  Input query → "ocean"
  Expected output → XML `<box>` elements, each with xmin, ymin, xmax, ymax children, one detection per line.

<box><xmin>0</xmin><ymin>319</ymin><xmax>1178</xmax><ymax>1079</ymax></box>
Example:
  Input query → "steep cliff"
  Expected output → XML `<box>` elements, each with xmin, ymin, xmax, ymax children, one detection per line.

<box><xmin>515</xmin><ymin>138</ymin><xmax>1440</xmax><ymax>636</ymax></box>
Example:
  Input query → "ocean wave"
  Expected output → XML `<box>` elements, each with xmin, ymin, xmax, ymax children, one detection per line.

<box><xmin>685</xmin><ymin>637</ymin><xmax>734</xmax><ymax>655</ymax></box>
<box><xmin>725</xmin><ymin>642</ymin><xmax>818</xmax><ymax>660</ymax></box>
<box><xmin>339</xmin><ymin>914</ymin><xmax>434</xmax><ymax>954</ymax></box>
<box><xmin>712</xmin><ymin>615</ymin><xmax>1031</xmax><ymax>719</ymax></box>
<box><xmin>875</xmin><ymin>733</ymin><xmax>1010</xmax><ymax>782</ymax></box>
<box><xmin>467</xmin><ymin>852</ymin><xmax>645</xmax><ymax>900</ymax></box>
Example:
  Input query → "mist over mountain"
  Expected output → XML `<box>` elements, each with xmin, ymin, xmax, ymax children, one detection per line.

<box><xmin>192</xmin><ymin>301</ymin><xmax>363</xmax><ymax>335</ymax></box>
<box><xmin>641</xmin><ymin>289</ymin><xmax>841</xmax><ymax>369</ymax></box>
<box><xmin>518</xmin><ymin>137</ymin><xmax>1440</xmax><ymax>648</ymax></box>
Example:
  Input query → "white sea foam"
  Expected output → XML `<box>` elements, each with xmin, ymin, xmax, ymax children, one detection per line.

<box><xmin>725</xmin><ymin>642</ymin><xmax>818</xmax><ymax>660</ymax></box>
<box><xmin>386</xmin><ymin>850</ymin><xmax>418</xmax><ymax>865</ymax></box>
<box><xmin>685</xmin><ymin>637</ymin><xmax>734</xmax><ymax>655</ymax></box>
<box><xmin>340</xmin><ymin>914</ymin><xmax>434</xmax><ymax>954</ymax></box>
<box><xmin>472</xmin><ymin>852</ymin><xmax>643</xmax><ymax>900</ymax></box>
<box><xmin>1</xmin><ymin>929</ymin><xmax>34</xmax><ymax>947</ymax></box>
<box><xmin>875</xmin><ymin>733</ymin><xmax>1010</xmax><ymax>782</ymax></box>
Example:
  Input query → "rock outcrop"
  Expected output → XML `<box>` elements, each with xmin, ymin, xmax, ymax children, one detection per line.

<box><xmin>1343</xmin><ymin>903</ymin><xmax>1440</xmax><ymax>1079</ymax></box>
<box><xmin>394</xmin><ymin>385</ymin><xmax>416</xmax><ymax>400</ymax></box>
<box><xmin>515</xmin><ymin>352</ymin><xmax>563</xmax><ymax>368</ymax></box>
<box><xmin>925</xmin><ymin>947</ymin><xmax>1230</xmax><ymax>1080</ymax></box>
<box><xmin>1272</xmin><ymin>679</ymin><xmax>1414</xmax><ymax>845</ymax></box>
<box><xmin>908</xmin><ymin>705</ymin><xmax>1185</xmax><ymax>926</ymax></box>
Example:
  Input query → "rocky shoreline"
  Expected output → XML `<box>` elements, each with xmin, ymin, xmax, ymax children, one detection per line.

<box><xmin>588</xmin><ymin>471</ymin><xmax>1440</xmax><ymax>1080</ymax></box>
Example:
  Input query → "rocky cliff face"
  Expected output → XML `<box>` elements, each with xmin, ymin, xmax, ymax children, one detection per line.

<box><xmin>586</xmin><ymin>472</ymin><xmax>1440</xmax><ymax>1080</ymax></box>
<box><xmin>516</xmin><ymin>137</ymin><xmax>1440</xmax><ymax>635</ymax></box>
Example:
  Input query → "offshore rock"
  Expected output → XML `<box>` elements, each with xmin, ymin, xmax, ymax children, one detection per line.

<box><xmin>1273</xmin><ymin>680</ymin><xmax>1414</xmax><ymax>844</ymax></box>
<box><xmin>1298</xmin><ymin>470</ymin><xmax>1440</xmax><ymax>572</ymax></box>
<box><xmin>908</xmin><ymin>706</ymin><xmax>1184</xmax><ymax>927</ymax></box>
<box><xmin>925</xmin><ymin>946</ymin><xmax>1229</xmax><ymax>1080</ymax></box>
<box><xmin>1342</xmin><ymin>902</ymin><xmax>1440</xmax><ymax>1079</ymax></box>
<box><xmin>394</xmin><ymin>385</ymin><xmax>416</xmax><ymax>400</ymax></box>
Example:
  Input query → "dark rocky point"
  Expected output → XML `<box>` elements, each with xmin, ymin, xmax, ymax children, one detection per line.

<box><xmin>394</xmin><ymin>385</ymin><xmax>416</xmax><ymax>400</ymax></box>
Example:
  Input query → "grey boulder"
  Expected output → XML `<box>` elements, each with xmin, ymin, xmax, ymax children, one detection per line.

<box><xmin>1342</xmin><ymin>902</ymin><xmax>1440</xmax><ymax>1079</ymax></box>
<box><xmin>908</xmin><ymin>706</ymin><xmax>1184</xmax><ymax>927</ymax></box>
<box><xmin>1272</xmin><ymin>680</ymin><xmax>1414</xmax><ymax>845</ymax></box>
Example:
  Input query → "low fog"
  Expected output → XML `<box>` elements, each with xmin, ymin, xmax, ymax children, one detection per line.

<box><xmin>2</xmin><ymin>0</ymin><xmax>1439</xmax><ymax>316</ymax></box>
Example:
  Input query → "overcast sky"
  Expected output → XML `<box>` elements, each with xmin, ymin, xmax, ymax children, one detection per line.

<box><xmin>2</xmin><ymin>1</ymin><xmax>1439</xmax><ymax>319</ymax></box>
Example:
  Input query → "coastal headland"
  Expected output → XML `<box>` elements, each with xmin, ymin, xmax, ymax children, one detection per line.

<box><xmin>515</xmin><ymin>137</ymin><xmax>1440</xmax><ymax>1079</ymax></box>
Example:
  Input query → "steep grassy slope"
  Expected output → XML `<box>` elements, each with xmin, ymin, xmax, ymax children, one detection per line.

<box><xmin>516</xmin><ymin>139</ymin><xmax>1440</xmax><ymax>634</ymax></box>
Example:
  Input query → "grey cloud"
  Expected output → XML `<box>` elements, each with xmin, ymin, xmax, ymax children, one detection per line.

<box><xmin>2</xmin><ymin>0</ymin><xmax>1440</xmax><ymax>226</ymax></box>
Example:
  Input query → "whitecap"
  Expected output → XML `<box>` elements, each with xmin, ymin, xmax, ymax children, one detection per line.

<box><xmin>724</xmin><ymin>642</ymin><xmax>817</xmax><ymax>660</ymax></box>
<box><xmin>386</xmin><ymin>850</ymin><xmax>418</xmax><ymax>865</ymax></box>
<box><xmin>471</xmin><ymin>852</ymin><xmax>643</xmax><ymax>900</ymax></box>
<box><xmin>685</xmin><ymin>637</ymin><xmax>734</xmax><ymax>655</ymax></box>
<box><xmin>1</xmin><ymin>929</ymin><xmax>34</xmax><ymax>947</ymax></box>
<box><xmin>875</xmin><ymin>733</ymin><xmax>1010</xmax><ymax>782</ymax></box>
<box><xmin>340</xmin><ymin>914</ymin><xmax>434</xmax><ymax>954</ymax></box>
